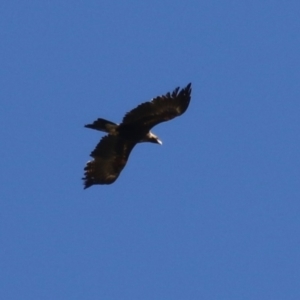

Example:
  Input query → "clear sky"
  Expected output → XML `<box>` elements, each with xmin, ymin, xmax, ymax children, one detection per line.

<box><xmin>1</xmin><ymin>1</ymin><xmax>300</xmax><ymax>299</ymax></box>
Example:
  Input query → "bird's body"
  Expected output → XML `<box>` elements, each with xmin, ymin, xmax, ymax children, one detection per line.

<box><xmin>83</xmin><ymin>83</ymin><xmax>192</xmax><ymax>188</ymax></box>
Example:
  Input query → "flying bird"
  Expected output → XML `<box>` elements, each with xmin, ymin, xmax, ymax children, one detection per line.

<box><xmin>82</xmin><ymin>83</ymin><xmax>192</xmax><ymax>188</ymax></box>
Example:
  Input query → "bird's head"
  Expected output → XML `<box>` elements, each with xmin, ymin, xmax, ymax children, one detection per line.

<box><xmin>145</xmin><ymin>132</ymin><xmax>162</xmax><ymax>145</ymax></box>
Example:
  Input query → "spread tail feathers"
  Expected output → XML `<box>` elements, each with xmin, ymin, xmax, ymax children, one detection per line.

<box><xmin>84</xmin><ymin>118</ymin><xmax>118</xmax><ymax>133</ymax></box>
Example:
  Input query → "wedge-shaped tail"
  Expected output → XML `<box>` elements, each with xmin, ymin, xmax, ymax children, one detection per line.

<box><xmin>84</xmin><ymin>118</ymin><xmax>118</xmax><ymax>133</ymax></box>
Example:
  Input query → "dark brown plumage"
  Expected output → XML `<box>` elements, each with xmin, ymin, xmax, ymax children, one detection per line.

<box><xmin>83</xmin><ymin>83</ymin><xmax>192</xmax><ymax>188</ymax></box>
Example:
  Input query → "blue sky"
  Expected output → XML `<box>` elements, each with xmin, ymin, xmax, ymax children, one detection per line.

<box><xmin>1</xmin><ymin>1</ymin><xmax>300</xmax><ymax>299</ymax></box>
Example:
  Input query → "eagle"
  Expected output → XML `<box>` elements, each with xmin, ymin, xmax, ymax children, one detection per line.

<box><xmin>83</xmin><ymin>83</ymin><xmax>192</xmax><ymax>188</ymax></box>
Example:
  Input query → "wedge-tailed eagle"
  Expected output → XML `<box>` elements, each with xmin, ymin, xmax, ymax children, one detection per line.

<box><xmin>82</xmin><ymin>83</ymin><xmax>192</xmax><ymax>188</ymax></box>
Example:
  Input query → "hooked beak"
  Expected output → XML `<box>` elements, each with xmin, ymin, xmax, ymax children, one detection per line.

<box><xmin>157</xmin><ymin>139</ymin><xmax>163</xmax><ymax>145</ymax></box>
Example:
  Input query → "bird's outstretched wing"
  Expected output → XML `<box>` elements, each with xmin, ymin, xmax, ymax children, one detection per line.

<box><xmin>121</xmin><ymin>83</ymin><xmax>191</xmax><ymax>130</ymax></box>
<box><xmin>83</xmin><ymin>135</ymin><xmax>136</xmax><ymax>188</ymax></box>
